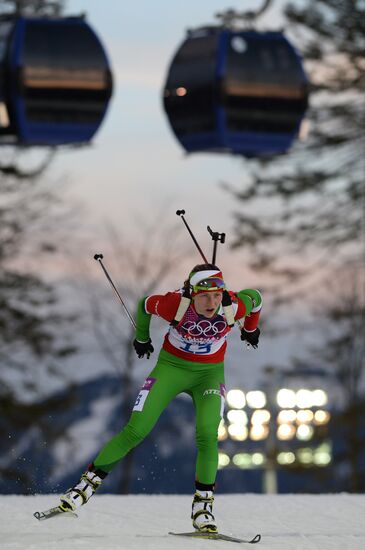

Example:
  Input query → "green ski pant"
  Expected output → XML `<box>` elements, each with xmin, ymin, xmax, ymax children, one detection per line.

<box><xmin>93</xmin><ymin>349</ymin><xmax>225</xmax><ymax>485</ymax></box>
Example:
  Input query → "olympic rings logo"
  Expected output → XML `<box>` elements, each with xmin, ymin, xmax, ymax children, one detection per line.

<box><xmin>181</xmin><ymin>319</ymin><xmax>227</xmax><ymax>336</ymax></box>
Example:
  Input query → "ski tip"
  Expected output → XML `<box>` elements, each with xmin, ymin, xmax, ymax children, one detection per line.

<box><xmin>33</xmin><ymin>508</ymin><xmax>78</xmax><ymax>521</ymax></box>
<box><xmin>251</xmin><ymin>534</ymin><xmax>261</xmax><ymax>543</ymax></box>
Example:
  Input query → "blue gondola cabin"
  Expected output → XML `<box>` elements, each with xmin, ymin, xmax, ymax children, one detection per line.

<box><xmin>163</xmin><ymin>27</ymin><xmax>309</xmax><ymax>157</ymax></box>
<box><xmin>0</xmin><ymin>15</ymin><xmax>113</xmax><ymax>146</ymax></box>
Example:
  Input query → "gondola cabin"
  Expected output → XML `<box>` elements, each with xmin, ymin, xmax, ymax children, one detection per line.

<box><xmin>163</xmin><ymin>27</ymin><xmax>309</xmax><ymax>157</ymax></box>
<box><xmin>0</xmin><ymin>15</ymin><xmax>112</xmax><ymax>146</ymax></box>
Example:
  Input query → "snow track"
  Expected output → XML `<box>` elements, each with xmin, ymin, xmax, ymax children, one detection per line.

<box><xmin>1</xmin><ymin>494</ymin><xmax>364</xmax><ymax>549</ymax></box>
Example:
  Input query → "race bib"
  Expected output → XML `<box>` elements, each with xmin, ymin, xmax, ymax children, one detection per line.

<box><xmin>132</xmin><ymin>377</ymin><xmax>156</xmax><ymax>412</ymax></box>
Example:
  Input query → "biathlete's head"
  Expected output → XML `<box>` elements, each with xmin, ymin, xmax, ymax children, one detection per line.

<box><xmin>187</xmin><ymin>264</ymin><xmax>225</xmax><ymax>318</ymax></box>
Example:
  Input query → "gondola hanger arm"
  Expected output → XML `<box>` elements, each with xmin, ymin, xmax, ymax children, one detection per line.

<box><xmin>216</xmin><ymin>0</ymin><xmax>273</xmax><ymax>28</ymax></box>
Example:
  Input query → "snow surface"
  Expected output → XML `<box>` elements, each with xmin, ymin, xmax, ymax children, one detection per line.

<box><xmin>1</xmin><ymin>494</ymin><xmax>365</xmax><ymax>549</ymax></box>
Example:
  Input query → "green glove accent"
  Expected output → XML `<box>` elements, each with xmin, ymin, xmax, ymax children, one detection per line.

<box><xmin>135</xmin><ymin>297</ymin><xmax>152</xmax><ymax>342</ymax></box>
<box><xmin>236</xmin><ymin>289</ymin><xmax>262</xmax><ymax>316</ymax></box>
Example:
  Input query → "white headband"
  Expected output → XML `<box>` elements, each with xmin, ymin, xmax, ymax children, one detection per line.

<box><xmin>190</xmin><ymin>270</ymin><xmax>222</xmax><ymax>286</ymax></box>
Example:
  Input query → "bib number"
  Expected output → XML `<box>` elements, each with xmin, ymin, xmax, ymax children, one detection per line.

<box><xmin>132</xmin><ymin>377</ymin><xmax>156</xmax><ymax>412</ymax></box>
<box><xmin>180</xmin><ymin>342</ymin><xmax>212</xmax><ymax>354</ymax></box>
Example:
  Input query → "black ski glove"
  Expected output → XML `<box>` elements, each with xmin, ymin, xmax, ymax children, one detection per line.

<box><xmin>240</xmin><ymin>328</ymin><xmax>260</xmax><ymax>349</ymax></box>
<box><xmin>133</xmin><ymin>338</ymin><xmax>154</xmax><ymax>359</ymax></box>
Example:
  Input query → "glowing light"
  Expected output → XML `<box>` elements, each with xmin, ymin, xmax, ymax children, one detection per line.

<box><xmin>277</xmin><ymin>389</ymin><xmax>296</xmax><ymax>408</ymax></box>
<box><xmin>312</xmin><ymin>389</ymin><xmax>328</xmax><ymax>407</ymax></box>
<box><xmin>296</xmin><ymin>424</ymin><xmax>314</xmax><ymax>441</ymax></box>
<box><xmin>251</xmin><ymin>409</ymin><xmax>270</xmax><ymax>424</ymax></box>
<box><xmin>233</xmin><ymin>453</ymin><xmax>265</xmax><ymax>468</ymax></box>
<box><xmin>296</xmin><ymin>409</ymin><xmax>314</xmax><ymax>424</ymax></box>
<box><xmin>317</xmin><ymin>442</ymin><xmax>331</xmax><ymax>454</ymax></box>
<box><xmin>252</xmin><ymin>453</ymin><xmax>265</xmax><ymax>466</ymax></box>
<box><xmin>277</xmin><ymin>452</ymin><xmax>296</xmax><ymax>465</ymax></box>
<box><xmin>246</xmin><ymin>390</ymin><xmax>266</xmax><ymax>409</ymax></box>
<box><xmin>218</xmin><ymin>453</ymin><xmax>230</xmax><ymax>468</ymax></box>
<box><xmin>297</xmin><ymin>448</ymin><xmax>313</xmax><ymax>465</ymax></box>
<box><xmin>233</xmin><ymin>453</ymin><xmax>252</xmax><ymax>468</ymax></box>
<box><xmin>228</xmin><ymin>423</ymin><xmax>248</xmax><ymax>441</ymax></box>
<box><xmin>227</xmin><ymin>409</ymin><xmax>248</xmax><ymax>425</ymax></box>
<box><xmin>277</xmin><ymin>409</ymin><xmax>297</xmax><ymax>423</ymax></box>
<box><xmin>277</xmin><ymin>424</ymin><xmax>296</xmax><ymax>440</ymax></box>
<box><xmin>314</xmin><ymin>451</ymin><xmax>331</xmax><ymax>466</ymax></box>
<box><xmin>250</xmin><ymin>425</ymin><xmax>269</xmax><ymax>441</ymax></box>
<box><xmin>176</xmin><ymin>87</ymin><xmax>187</xmax><ymax>96</ymax></box>
<box><xmin>314</xmin><ymin>410</ymin><xmax>331</xmax><ymax>425</ymax></box>
<box><xmin>296</xmin><ymin>389</ymin><xmax>314</xmax><ymax>408</ymax></box>
<box><xmin>226</xmin><ymin>389</ymin><xmax>246</xmax><ymax>409</ymax></box>
<box><xmin>218</xmin><ymin>420</ymin><xmax>228</xmax><ymax>441</ymax></box>
<box><xmin>314</xmin><ymin>442</ymin><xmax>332</xmax><ymax>466</ymax></box>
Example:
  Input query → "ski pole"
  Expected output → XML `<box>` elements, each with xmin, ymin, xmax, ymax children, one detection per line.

<box><xmin>207</xmin><ymin>226</ymin><xmax>226</xmax><ymax>265</ymax></box>
<box><xmin>94</xmin><ymin>254</ymin><xmax>136</xmax><ymax>329</ymax></box>
<box><xmin>176</xmin><ymin>209</ymin><xmax>209</xmax><ymax>263</ymax></box>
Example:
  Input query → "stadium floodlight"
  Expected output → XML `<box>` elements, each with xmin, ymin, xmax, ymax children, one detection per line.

<box><xmin>227</xmin><ymin>409</ymin><xmax>248</xmax><ymax>425</ymax></box>
<box><xmin>313</xmin><ymin>410</ymin><xmax>331</xmax><ymax>425</ymax></box>
<box><xmin>296</xmin><ymin>424</ymin><xmax>314</xmax><ymax>441</ymax></box>
<box><xmin>233</xmin><ymin>453</ymin><xmax>252</xmax><ymax>468</ymax></box>
<box><xmin>277</xmin><ymin>423</ymin><xmax>296</xmax><ymax>440</ymax></box>
<box><xmin>228</xmin><ymin>423</ymin><xmax>248</xmax><ymax>441</ymax></box>
<box><xmin>250</xmin><ymin>424</ymin><xmax>269</xmax><ymax>441</ymax></box>
<box><xmin>313</xmin><ymin>442</ymin><xmax>332</xmax><ymax>466</ymax></box>
<box><xmin>251</xmin><ymin>409</ymin><xmax>270</xmax><ymax>424</ymax></box>
<box><xmin>252</xmin><ymin>452</ymin><xmax>265</xmax><ymax>466</ymax></box>
<box><xmin>233</xmin><ymin>453</ymin><xmax>265</xmax><ymax>468</ymax></box>
<box><xmin>296</xmin><ymin>409</ymin><xmax>314</xmax><ymax>424</ymax></box>
<box><xmin>277</xmin><ymin>451</ymin><xmax>296</xmax><ymax>465</ymax></box>
<box><xmin>226</xmin><ymin>389</ymin><xmax>246</xmax><ymax>409</ymax></box>
<box><xmin>297</xmin><ymin>447</ymin><xmax>314</xmax><ymax>465</ymax></box>
<box><xmin>296</xmin><ymin>389</ymin><xmax>314</xmax><ymax>408</ymax></box>
<box><xmin>312</xmin><ymin>389</ymin><xmax>328</xmax><ymax>407</ymax></box>
<box><xmin>314</xmin><ymin>450</ymin><xmax>331</xmax><ymax>466</ymax></box>
<box><xmin>277</xmin><ymin>409</ymin><xmax>297</xmax><ymax>424</ymax></box>
<box><xmin>218</xmin><ymin>452</ymin><xmax>230</xmax><ymax>468</ymax></box>
<box><xmin>246</xmin><ymin>390</ymin><xmax>266</xmax><ymax>409</ymax></box>
<box><xmin>277</xmin><ymin>388</ymin><xmax>296</xmax><ymax>408</ymax></box>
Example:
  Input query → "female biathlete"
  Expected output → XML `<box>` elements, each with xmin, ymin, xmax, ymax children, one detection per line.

<box><xmin>57</xmin><ymin>263</ymin><xmax>262</xmax><ymax>533</ymax></box>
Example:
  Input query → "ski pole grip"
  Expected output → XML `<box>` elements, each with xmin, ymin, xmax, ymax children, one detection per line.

<box><xmin>176</xmin><ymin>209</ymin><xmax>185</xmax><ymax>216</ymax></box>
<box><xmin>94</xmin><ymin>253</ymin><xmax>104</xmax><ymax>260</ymax></box>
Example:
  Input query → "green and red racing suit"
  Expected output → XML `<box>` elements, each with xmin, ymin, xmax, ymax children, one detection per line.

<box><xmin>93</xmin><ymin>288</ymin><xmax>262</xmax><ymax>485</ymax></box>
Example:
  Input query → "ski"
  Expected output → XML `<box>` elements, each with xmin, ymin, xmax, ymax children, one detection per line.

<box><xmin>33</xmin><ymin>505</ymin><xmax>78</xmax><ymax>521</ymax></box>
<box><xmin>169</xmin><ymin>531</ymin><xmax>261</xmax><ymax>544</ymax></box>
